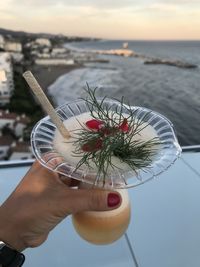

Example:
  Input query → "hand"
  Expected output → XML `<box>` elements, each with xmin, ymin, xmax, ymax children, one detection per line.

<box><xmin>0</xmin><ymin>161</ymin><xmax>121</xmax><ymax>251</ymax></box>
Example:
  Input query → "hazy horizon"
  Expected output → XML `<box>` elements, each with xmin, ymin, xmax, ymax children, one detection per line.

<box><xmin>0</xmin><ymin>0</ymin><xmax>200</xmax><ymax>40</ymax></box>
<box><xmin>2</xmin><ymin>26</ymin><xmax>200</xmax><ymax>41</ymax></box>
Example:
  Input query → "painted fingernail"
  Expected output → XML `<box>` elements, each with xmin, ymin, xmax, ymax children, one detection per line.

<box><xmin>107</xmin><ymin>193</ymin><xmax>120</xmax><ymax>207</ymax></box>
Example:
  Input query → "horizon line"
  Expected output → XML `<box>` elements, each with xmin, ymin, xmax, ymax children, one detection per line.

<box><xmin>0</xmin><ymin>27</ymin><xmax>200</xmax><ymax>42</ymax></box>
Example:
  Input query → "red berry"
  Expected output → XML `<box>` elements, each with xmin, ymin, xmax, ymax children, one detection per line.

<box><xmin>86</xmin><ymin>119</ymin><xmax>104</xmax><ymax>130</ymax></box>
<box><xmin>119</xmin><ymin>118</ymin><xmax>129</xmax><ymax>133</ymax></box>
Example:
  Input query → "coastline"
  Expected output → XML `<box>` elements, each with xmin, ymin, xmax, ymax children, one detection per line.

<box><xmin>46</xmin><ymin>41</ymin><xmax>200</xmax><ymax>146</ymax></box>
<box><xmin>28</xmin><ymin>64</ymin><xmax>83</xmax><ymax>92</ymax></box>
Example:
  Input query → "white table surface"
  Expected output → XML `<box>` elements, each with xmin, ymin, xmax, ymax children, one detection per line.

<box><xmin>1</xmin><ymin>152</ymin><xmax>200</xmax><ymax>267</ymax></box>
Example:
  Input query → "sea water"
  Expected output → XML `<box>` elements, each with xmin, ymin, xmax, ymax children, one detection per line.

<box><xmin>48</xmin><ymin>40</ymin><xmax>200</xmax><ymax>146</ymax></box>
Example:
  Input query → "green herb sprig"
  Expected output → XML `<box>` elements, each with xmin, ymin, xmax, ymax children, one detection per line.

<box><xmin>72</xmin><ymin>85</ymin><xmax>160</xmax><ymax>186</ymax></box>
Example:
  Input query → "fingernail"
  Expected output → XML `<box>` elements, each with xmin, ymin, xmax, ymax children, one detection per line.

<box><xmin>107</xmin><ymin>193</ymin><xmax>120</xmax><ymax>207</ymax></box>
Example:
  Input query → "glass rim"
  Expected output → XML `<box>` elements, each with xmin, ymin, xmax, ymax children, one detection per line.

<box><xmin>31</xmin><ymin>98</ymin><xmax>182</xmax><ymax>189</ymax></box>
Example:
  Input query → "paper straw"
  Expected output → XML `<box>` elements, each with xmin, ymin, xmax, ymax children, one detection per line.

<box><xmin>23</xmin><ymin>71</ymin><xmax>71</xmax><ymax>139</ymax></box>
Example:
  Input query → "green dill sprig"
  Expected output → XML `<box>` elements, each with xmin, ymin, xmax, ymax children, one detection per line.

<box><xmin>72</xmin><ymin>85</ymin><xmax>160</xmax><ymax>185</ymax></box>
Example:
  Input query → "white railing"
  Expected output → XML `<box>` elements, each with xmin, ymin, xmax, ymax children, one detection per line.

<box><xmin>0</xmin><ymin>159</ymin><xmax>34</xmax><ymax>168</ymax></box>
<box><xmin>181</xmin><ymin>145</ymin><xmax>200</xmax><ymax>152</ymax></box>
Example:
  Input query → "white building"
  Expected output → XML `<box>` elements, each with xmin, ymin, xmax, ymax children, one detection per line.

<box><xmin>51</xmin><ymin>47</ymin><xmax>67</xmax><ymax>56</ymax></box>
<box><xmin>0</xmin><ymin>110</ymin><xmax>30</xmax><ymax>137</ymax></box>
<box><xmin>0</xmin><ymin>35</ymin><xmax>5</xmax><ymax>50</ymax></box>
<box><xmin>10</xmin><ymin>52</ymin><xmax>24</xmax><ymax>63</ymax></box>
<box><xmin>0</xmin><ymin>109</ymin><xmax>17</xmax><ymax>129</ymax></box>
<box><xmin>0</xmin><ymin>70</ymin><xmax>11</xmax><ymax>105</ymax></box>
<box><xmin>8</xmin><ymin>140</ymin><xmax>34</xmax><ymax>160</ymax></box>
<box><xmin>35</xmin><ymin>38</ymin><xmax>51</xmax><ymax>47</ymax></box>
<box><xmin>37</xmin><ymin>53</ymin><xmax>51</xmax><ymax>59</ymax></box>
<box><xmin>35</xmin><ymin>58</ymin><xmax>74</xmax><ymax>65</ymax></box>
<box><xmin>0</xmin><ymin>53</ymin><xmax>14</xmax><ymax>105</ymax></box>
<box><xmin>14</xmin><ymin>114</ymin><xmax>30</xmax><ymax>137</ymax></box>
<box><xmin>4</xmin><ymin>41</ymin><xmax>22</xmax><ymax>53</ymax></box>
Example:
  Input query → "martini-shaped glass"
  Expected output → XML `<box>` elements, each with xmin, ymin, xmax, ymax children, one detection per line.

<box><xmin>31</xmin><ymin>97</ymin><xmax>181</xmax><ymax>189</ymax></box>
<box><xmin>31</xmin><ymin>93</ymin><xmax>181</xmax><ymax>245</ymax></box>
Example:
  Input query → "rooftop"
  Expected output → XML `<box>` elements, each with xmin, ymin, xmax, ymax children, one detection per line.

<box><xmin>0</xmin><ymin>109</ymin><xmax>30</xmax><ymax>124</ymax></box>
<box><xmin>0</xmin><ymin>148</ymin><xmax>200</xmax><ymax>267</ymax></box>
<box><xmin>9</xmin><ymin>140</ymin><xmax>31</xmax><ymax>153</ymax></box>
<box><xmin>0</xmin><ymin>134</ymin><xmax>13</xmax><ymax>146</ymax></box>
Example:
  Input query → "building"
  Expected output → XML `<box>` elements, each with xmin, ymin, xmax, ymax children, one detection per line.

<box><xmin>36</xmin><ymin>52</ymin><xmax>51</xmax><ymax>59</ymax></box>
<box><xmin>0</xmin><ymin>110</ymin><xmax>30</xmax><ymax>160</ymax></box>
<box><xmin>0</xmin><ymin>35</ymin><xmax>5</xmax><ymax>50</ymax></box>
<box><xmin>4</xmin><ymin>41</ymin><xmax>22</xmax><ymax>53</ymax></box>
<box><xmin>14</xmin><ymin>114</ymin><xmax>30</xmax><ymax>137</ymax></box>
<box><xmin>8</xmin><ymin>139</ymin><xmax>34</xmax><ymax>160</ymax></box>
<box><xmin>0</xmin><ymin>69</ymin><xmax>11</xmax><ymax>105</ymax></box>
<box><xmin>0</xmin><ymin>133</ymin><xmax>13</xmax><ymax>160</ymax></box>
<box><xmin>35</xmin><ymin>38</ymin><xmax>52</xmax><ymax>47</ymax></box>
<box><xmin>35</xmin><ymin>58</ymin><xmax>74</xmax><ymax>65</ymax></box>
<box><xmin>0</xmin><ymin>53</ymin><xmax>14</xmax><ymax>105</ymax></box>
<box><xmin>0</xmin><ymin>110</ymin><xmax>30</xmax><ymax>137</ymax></box>
<box><xmin>10</xmin><ymin>52</ymin><xmax>24</xmax><ymax>63</ymax></box>
<box><xmin>51</xmin><ymin>47</ymin><xmax>67</xmax><ymax>56</ymax></box>
<box><xmin>0</xmin><ymin>109</ymin><xmax>18</xmax><ymax>129</ymax></box>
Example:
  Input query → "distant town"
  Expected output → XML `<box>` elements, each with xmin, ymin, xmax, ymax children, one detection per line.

<box><xmin>0</xmin><ymin>28</ymin><xmax>197</xmax><ymax>161</ymax></box>
<box><xmin>0</xmin><ymin>28</ymin><xmax>99</xmax><ymax>161</ymax></box>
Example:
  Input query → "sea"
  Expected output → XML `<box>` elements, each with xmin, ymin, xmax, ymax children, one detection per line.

<box><xmin>48</xmin><ymin>40</ymin><xmax>200</xmax><ymax>146</ymax></box>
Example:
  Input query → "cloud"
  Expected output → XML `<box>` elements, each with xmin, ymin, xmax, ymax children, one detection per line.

<box><xmin>132</xmin><ymin>0</ymin><xmax>200</xmax><ymax>17</ymax></box>
<box><xmin>152</xmin><ymin>0</ymin><xmax>200</xmax><ymax>6</ymax></box>
<box><xmin>6</xmin><ymin>0</ymin><xmax>200</xmax><ymax>20</ymax></box>
<box><xmin>1</xmin><ymin>0</ymin><xmax>200</xmax><ymax>40</ymax></box>
<box><xmin>10</xmin><ymin>0</ymin><xmax>139</xmax><ymax>9</ymax></box>
<box><xmin>135</xmin><ymin>3</ymin><xmax>178</xmax><ymax>13</ymax></box>
<box><xmin>0</xmin><ymin>10</ymin><xmax>15</xmax><ymax>20</ymax></box>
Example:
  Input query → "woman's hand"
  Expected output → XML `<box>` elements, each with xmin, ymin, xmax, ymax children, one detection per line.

<box><xmin>0</xmin><ymin>161</ymin><xmax>121</xmax><ymax>251</ymax></box>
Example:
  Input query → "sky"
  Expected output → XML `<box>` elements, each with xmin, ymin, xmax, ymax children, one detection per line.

<box><xmin>0</xmin><ymin>0</ymin><xmax>200</xmax><ymax>40</ymax></box>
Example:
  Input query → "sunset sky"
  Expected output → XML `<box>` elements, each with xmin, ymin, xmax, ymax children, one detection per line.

<box><xmin>0</xmin><ymin>0</ymin><xmax>200</xmax><ymax>40</ymax></box>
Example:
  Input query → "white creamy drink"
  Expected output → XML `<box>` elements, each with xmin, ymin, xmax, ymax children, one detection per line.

<box><xmin>53</xmin><ymin>112</ymin><xmax>158</xmax><ymax>173</ymax></box>
<box><xmin>53</xmin><ymin>111</ymin><xmax>158</xmax><ymax>244</ymax></box>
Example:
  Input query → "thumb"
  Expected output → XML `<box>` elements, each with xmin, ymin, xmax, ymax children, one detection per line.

<box><xmin>66</xmin><ymin>189</ymin><xmax>122</xmax><ymax>214</ymax></box>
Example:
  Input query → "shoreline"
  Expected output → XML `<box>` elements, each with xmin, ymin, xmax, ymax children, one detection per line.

<box><xmin>28</xmin><ymin>64</ymin><xmax>83</xmax><ymax>92</ymax></box>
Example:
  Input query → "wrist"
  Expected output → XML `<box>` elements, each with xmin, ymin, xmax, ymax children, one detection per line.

<box><xmin>0</xmin><ymin>207</ymin><xmax>27</xmax><ymax>252</ymax></box>
<box><xmin>0</xmin><ymin>241</ymin><xmax>25</xmax><ymax>267</ymax></box>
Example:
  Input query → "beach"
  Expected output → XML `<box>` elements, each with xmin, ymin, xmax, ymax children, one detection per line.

<box><xmin>29</xmin><ymin>63</ymin><xmax>82</xmax><ymax>91</ymax></box>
